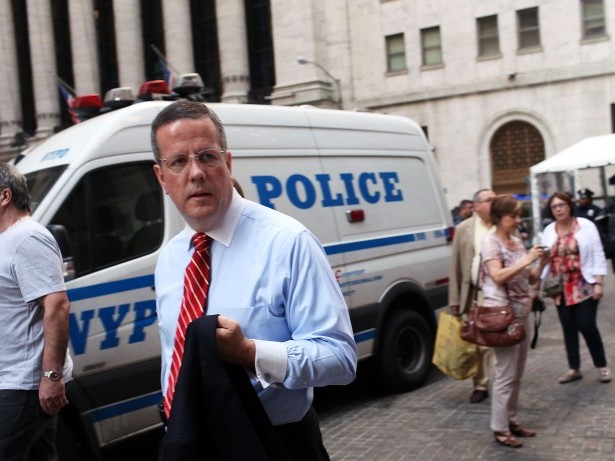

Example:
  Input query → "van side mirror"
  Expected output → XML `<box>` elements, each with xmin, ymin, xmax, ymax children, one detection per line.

<box><xmin>47</xmin><ymin>224</ymin><xmax>76</xmax><ymax>281</ymax></box>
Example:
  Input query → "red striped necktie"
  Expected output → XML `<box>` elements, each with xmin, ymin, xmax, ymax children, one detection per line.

<box><xmin>163</xmin><ymin>232</ymin><xmax>211</xmax><ymax>419</ymax></box>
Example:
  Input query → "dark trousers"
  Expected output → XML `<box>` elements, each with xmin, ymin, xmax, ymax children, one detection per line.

<box><xmin>274</xmin><ymin>407</ymin><xmax>330</xmax><ymax>461</ymax></box>
<box><xmin>0</xmin><ymin>390</ymin><xmax>58</xmax><ymax>461</ymax></box>
<box><xmin>557</xmin><ymin>297</ymin><xmax>607</xmax><ymax>370</ymax></box>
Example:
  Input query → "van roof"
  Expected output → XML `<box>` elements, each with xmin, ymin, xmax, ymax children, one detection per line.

<box><xmin>16</xmin><ymin>102</ymin><xmax>424</xmax><ymax>174</ymax></box>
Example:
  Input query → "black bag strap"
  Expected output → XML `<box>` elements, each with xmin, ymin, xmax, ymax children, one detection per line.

<box><xmin>530</xmin><ymin>298</ymin><xmax>545</xmax><ymax>349</ymax></box>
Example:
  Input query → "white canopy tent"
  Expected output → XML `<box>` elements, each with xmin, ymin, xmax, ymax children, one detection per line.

<box><xmin>529</xmin><ymin>134</ymin><xmax>615</xmax><ymax>240</ymax></box>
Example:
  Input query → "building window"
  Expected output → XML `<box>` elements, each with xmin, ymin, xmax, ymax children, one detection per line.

<box><xmin>581</xmin><ymin>0</ymin><xmax>606</xmax><ymax>39</ymax></box>
<box><xmin>477</xmin><ymin>15</ymin><xmax>500</xmax><ymax>57</ymax></box>
<box><xmin>386</xmin><ymin>34</ymin><xmax>406</xmax><ymax>72</ymax></box>
<box><xmin>421</xmin><ymin>27</ymin><xmax>442</xmax><ymax>66</ymax></box>
<box><xmin>517</xmin><ymin>7</ymin><xmax>540</xmax><ymax>50</ymax></box>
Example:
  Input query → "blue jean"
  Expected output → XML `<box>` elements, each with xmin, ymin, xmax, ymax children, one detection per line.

<box><xmin>0</xmin><ymin>390</ymin><xmax>58</xmax><ymax>461</ymax></box>
<box><xmin>556</xmin><ymin>297</ymin><xmax>607</xmax><ymax>370</ymax></box>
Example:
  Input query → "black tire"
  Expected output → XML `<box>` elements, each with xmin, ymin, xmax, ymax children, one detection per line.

<box><xmin>376</xmin><ymin>309</ymin><xmax>434</xmax><ymax>392</ymax></box>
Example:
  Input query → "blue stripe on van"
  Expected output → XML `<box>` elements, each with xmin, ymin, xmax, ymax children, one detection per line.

<box><xmin>323</xmin><ymin>228</ymin><xmax>448</xmax><ymax>255</ymax></box>
<box><xmin>66</xmin><ymin>229</ymin><xmax>447</xmax><ymax>301</ymax></box>
<box><xmin>354</xmin><ymin>329</ymin><xmax>376</xmax><ymax>342</ymax></box>
<box><xmin>67</xmin><ymin>274</ymin><xmax>155</xmax><ymax>301</ymax></box>
<box><xmin>87</xmin><ymin>392</ymin><xmax>162</xmax><ymax>423</ymax></box>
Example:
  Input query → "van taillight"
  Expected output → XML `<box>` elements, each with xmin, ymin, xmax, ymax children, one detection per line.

<box><xmin>446</xmin><ymin>226</ymin><xmax>455</xmax><ymax>243</ymax></box>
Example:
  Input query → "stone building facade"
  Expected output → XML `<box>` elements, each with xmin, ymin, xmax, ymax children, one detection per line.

<box><xmin>1</xmin><ymin>0</ymin><xmax>614</xmax><ymax>212</ymax></box>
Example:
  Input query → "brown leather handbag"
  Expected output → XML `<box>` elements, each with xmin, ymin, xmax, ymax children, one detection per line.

<box><xmin>460</xmin><ymin>305</ymin><xmax>526</xmax><ymax>347</ymax></box>
<box><xmin>460</xmin><ymin>249</ymin><xmax>526</xmax><ymax>347</ymax></box>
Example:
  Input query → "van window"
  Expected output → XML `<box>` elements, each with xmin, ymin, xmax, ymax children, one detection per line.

<box><xmin>26</xmin><ymin>165</ymin><xmax>67</xmax><ymax>213</ymax></box>
<box><xmin>50</xmin><ymin>162</ymin><xmax>162</xmax><ymax>276</ymax></box>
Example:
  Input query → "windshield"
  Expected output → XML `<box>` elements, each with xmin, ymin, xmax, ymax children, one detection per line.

<box><xmin>25</xmin><ymin>166</ymin><xmax>67</xmax><ymax>213</ymax></box>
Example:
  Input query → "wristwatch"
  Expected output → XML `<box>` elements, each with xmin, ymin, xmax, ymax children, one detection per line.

<box><xmin>42</xmin><ymin>370</ymin><xmax>63</xmax><ymax>382</ymax></box>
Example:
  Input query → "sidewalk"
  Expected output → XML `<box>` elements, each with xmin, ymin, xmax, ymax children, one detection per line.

<box><xmin>319</xmin><ymin>283</ymin><xmax>615</xmax><ymax>460</ymax></box>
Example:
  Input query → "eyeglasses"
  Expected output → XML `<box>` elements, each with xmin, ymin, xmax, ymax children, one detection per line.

<box><xmin>161</xmin><ymin>149</ymin><xmax>226</xmax><ymax>173</ymax></box>
<box><xmin>550</xmin><ymin>203</ymin><xmax>567</xmax><ymax>210</ymax></box>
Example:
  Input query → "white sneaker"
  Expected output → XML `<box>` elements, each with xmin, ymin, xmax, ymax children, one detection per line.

<box><xmin>599</xmin><ymin>367</ymin><xmax>611</xmax><ymax>383</ymax></box>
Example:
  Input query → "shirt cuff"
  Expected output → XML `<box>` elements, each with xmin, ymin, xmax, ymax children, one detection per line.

<box><xmin>253</xmin><ymin>339</ymin><xmax>288</xmax><ymax>388</ymax></box>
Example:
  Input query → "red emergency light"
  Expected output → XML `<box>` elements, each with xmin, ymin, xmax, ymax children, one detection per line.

<box><xmin>138</xmin><ymin>80</ymin><xmax>170</xmax><ymax>98</ymax></box>
<box><xmin>71</xmin><ymin>94</ymin><xmax>103</xmax><ymax>122</ymax></box>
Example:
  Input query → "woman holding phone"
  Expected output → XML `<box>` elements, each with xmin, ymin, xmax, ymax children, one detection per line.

<box><xmin>481</xmin><ymin>195</ymin><xmax>548</xmax><ymax>448</ymax></box>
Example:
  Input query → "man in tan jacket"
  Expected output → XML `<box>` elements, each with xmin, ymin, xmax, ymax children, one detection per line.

<box><xmin>449</xmin><ymin>188</ymin><xmax>496</xmax><ymax>403</ymax></box>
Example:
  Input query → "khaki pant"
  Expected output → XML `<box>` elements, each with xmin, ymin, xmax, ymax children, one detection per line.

<box><xmin>490</xmin><ymin>315</ymin><xmax>531</xmax><ymax>433</ymax></box>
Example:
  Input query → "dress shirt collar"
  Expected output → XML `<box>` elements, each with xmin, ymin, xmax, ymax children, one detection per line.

<box><xmin>185</xmin><ymin>188</ymin><xmax>244</xmax><ymax>249</ymax></box>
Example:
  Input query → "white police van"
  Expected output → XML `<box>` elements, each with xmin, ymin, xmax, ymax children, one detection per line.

<box><xmin>14</xmin><ymin>101</ymin><xmax>452</xmax><ymax>459</ymax></box>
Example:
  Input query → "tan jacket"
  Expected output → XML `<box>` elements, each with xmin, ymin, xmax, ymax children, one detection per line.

<box><xmin>448</xmin><ymin>215</ymin><xmax>478</xmax><ymax>314</ymax></box>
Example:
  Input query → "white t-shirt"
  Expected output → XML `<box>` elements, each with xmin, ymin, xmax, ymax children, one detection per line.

<box><xmin>0</xmin><ymin>217</ymin><xmax>68</xmax><ymax>389</ymax></box>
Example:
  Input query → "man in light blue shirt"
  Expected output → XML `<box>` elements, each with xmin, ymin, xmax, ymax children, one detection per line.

<box><xmin>152</xmin><ymin>101</ymin><xmax>357</xmax><ymax>460</ymax></box>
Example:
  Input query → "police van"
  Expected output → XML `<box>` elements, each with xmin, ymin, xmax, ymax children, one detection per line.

<box><xmin>14</xmin><ymin>101</ymin><xmax>452</xmax><ymax>459</ymax></box>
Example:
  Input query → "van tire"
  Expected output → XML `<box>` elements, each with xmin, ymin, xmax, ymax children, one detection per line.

<box><xmin>377</xmin><ymin>309</ymin><xmax>434</xmax><ymax>392</ymax></box>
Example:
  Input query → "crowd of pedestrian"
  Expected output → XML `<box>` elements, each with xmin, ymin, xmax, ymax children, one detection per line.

<box><xmin>448</xmin><ymin>187</ymin><xmax>611</xmax><ymax>449</ymax></box>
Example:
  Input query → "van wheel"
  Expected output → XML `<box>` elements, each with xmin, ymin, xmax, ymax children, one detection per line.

<box><xmin>377</xmin><ymin>309</ymin><xmax>434</xmax><ymax>392</ymax></box>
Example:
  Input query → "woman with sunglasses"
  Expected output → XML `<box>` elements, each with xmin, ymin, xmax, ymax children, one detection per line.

<box><xmin>541</xmin><ymin>192</ymin><xmax>610</xmax><ymax>385</ymax></box>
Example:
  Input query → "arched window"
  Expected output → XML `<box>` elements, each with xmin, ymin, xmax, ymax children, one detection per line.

<box><xmin>490</xmin><ymin>121</ymin><xmax>545</xmax><ymax>195</ymax></box>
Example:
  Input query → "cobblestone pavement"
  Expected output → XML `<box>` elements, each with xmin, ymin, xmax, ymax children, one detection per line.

<box><xmin>318</xmin><ymin>280</ymin><xmax>615</xmax><ymax>461</ymax></box>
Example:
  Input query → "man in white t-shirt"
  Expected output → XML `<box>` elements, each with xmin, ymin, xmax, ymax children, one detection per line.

<box><xmin>0</xmin><ymin>163</ymin><xmax>71</xmax><ymax>461</ymax></box>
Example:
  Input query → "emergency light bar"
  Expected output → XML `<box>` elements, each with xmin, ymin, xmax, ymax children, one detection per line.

<box><xmin>65</xmin><ymin>73</ymin><xmax>209</xmax><ymax>123</ymax></box>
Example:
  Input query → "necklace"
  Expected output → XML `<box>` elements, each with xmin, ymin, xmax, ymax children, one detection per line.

<box><xmin>4</xmin><ymin>215</ymin><xmax>27</xmax><ymax>232</ymax></box>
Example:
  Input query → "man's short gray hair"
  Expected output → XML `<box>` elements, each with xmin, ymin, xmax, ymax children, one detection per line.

<box><xmin>0</xmin><ymin>163</ymin><xmax>31</xmax><ymax>212</ymax></box>
<box><xmin>472</xmin><ymin>188</ymin><xmax>492</xmax><ymax>203</ymax></box>
<box><xmin>150</xmin><ymin>100</ymin><xmax>227</xmax><ymax>163</ymax></box>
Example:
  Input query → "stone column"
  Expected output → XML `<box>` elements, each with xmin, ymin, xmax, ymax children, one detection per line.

<box><xmin>113</xmin><ymin>0</ymin><xmax>145</xmax><ymax>94</ymax></box>
<box><xmin>68</xmin><ymin>0</ymin><xmax>100</xmax><ymax>95</ymax></box>
<box><xmin>26</xmin><ymin>0</ymin><xmax>60</xmax><ymax>135</ymax></box>
<box><xmin>0</xmin><ymin>0</ymin><xmax>22</xmax><ymax>141</ymax></box>
<box><xmin>161</xmin><ymin>0</ymin><xmax>194</xmax><ymax>75</ymax></box>
<box><xmin>215</xmin><ymin>0</ymin><xmax>250</xmax><ymax>103</ymax></box>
